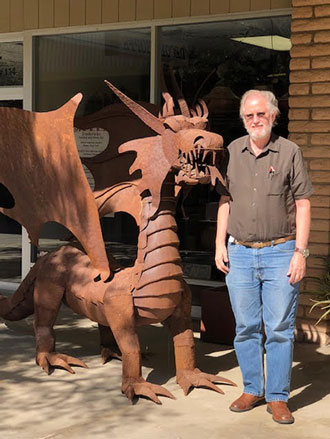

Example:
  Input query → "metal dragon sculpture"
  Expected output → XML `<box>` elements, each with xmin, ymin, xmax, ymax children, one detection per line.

<box><xmin>0</xmin><ymin>81</ymin><xmax>234</xmax><ymax>404</ymax></box>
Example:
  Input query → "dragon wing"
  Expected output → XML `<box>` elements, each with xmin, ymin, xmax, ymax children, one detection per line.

<box><xmin>74</xmin><ymin>99</ymin><xmax>163</xmax><ymax>224</ymax></box>
<box><xmin>0</xmin><ymin>94</ymin><xmax>110</xmax><ymax>279</ymax></box>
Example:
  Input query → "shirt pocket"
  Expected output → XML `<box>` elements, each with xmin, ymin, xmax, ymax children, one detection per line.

<box><xmin>267</xmin><ymin>172</ymin><xmax>287</xmax><ymax>195</ymax></box>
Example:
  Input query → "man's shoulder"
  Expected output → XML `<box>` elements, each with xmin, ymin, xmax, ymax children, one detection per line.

<box><xmin>227</xmin><ymin>135</ymin><xmax>249</xmax><ymax>150</ymax></box>
<box><xmin>273</xmin><ymin>135</ymin><xmax>300</xmax><ymax>153</ymax></box>
<box><xmin>226</xmin><ymin>134</ymin><xmax>302</xmax><ymax>154</ymax></box>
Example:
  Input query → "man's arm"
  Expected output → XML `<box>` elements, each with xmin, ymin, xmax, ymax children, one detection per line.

<box><xmin>287</xmin><ymin>198</ymin><xmax>311</xmax><ymax>284</ymax></box>
<box><xmin>215</xmin><ymin>195</ymin><xmax>230</xmax><ymax>274</ymax></box>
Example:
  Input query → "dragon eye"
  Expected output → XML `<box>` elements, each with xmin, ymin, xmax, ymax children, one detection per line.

<box><xmin>163</xmin><ymin>122</ymin><xmax>177</xmax><ymax>132</ymax></box>
<box><xmin>194</xmin><ymin>136</ymin><xmax>204</xmax><ymax>144</ymax></box>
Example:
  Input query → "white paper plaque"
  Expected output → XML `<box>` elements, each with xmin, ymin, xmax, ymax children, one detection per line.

<box><xmin>74</xmin><ymin>127</ymin><xmax>109</xmax><ymax>189</ymax></box>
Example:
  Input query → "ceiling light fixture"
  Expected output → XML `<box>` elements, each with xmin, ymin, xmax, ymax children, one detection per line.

<box><xmin>231</xmin><ymin>35</ymin><xmax>291</xmax><ymax>51</ymax></box>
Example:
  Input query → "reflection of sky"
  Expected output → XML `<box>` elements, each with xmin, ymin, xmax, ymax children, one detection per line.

<box><xmin>35</xmin><ymin>29</ymin><xmax>152</xmax><ymax>113</ymax></box>
<box><xmin>0</xmin><ymin>42</ymin><xmax>23</xmax><ymax>86</ymax></box>
<box><xmin>37</xmin><ymin>30</ymin><xmax>151</xmax><ymax>75</ymax></box>
<box><xmin>160</xmin><ymin>16</ymin><xmax>291</xmax><ymax>65</ymax></box>
<box><xmin>161</xmin><ymin>16</ymin><xmax>291</xmax><ymax>44</ymax></box>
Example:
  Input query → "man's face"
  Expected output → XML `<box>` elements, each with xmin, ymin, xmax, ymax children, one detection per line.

<box><xmin>242</xmin><ymin>95</ymin><xmax>276</xmax><ymax>141</ymax></box>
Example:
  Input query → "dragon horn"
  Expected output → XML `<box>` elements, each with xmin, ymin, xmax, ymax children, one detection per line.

<box><xmin>104</xmin><ymin>80</ymin><xmax>165</xmax><ymax>135</ymax></box>
<box><xmin>161</xmin><ymin>92</ymin><xmax>175</xmax><ymax>117</ymax></box>
<box><xmin>198</xmin><ymin>99</ymin><xmax>209</xmax><ymax>118</ymax></box>
<box><xmin>168</xmin><ymin>66</ymin><xmax>191</xmax><ymax>118</ymax></box>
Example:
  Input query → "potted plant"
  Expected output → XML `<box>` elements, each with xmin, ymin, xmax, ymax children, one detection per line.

<box><xmin>309</xmin><ymin>256</ymin><xmax>330</xmax><ymax>324</ymax></box>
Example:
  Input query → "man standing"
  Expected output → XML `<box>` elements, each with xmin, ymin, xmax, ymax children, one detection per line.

<box><xmin>215</xmin><ymin>90</ymin><xmax>313</xmax><ymax>424</ymax></box>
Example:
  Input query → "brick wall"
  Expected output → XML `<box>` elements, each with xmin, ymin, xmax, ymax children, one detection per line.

<box><xmin>290</xmin><ymin>0</ymin><xmax>330</xmax><ymax>345</ymax></box>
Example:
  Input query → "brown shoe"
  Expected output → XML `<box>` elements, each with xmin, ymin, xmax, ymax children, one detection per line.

<box><xmin>229</xmin><ymin>393</ymin><xmax>265</xmax><ymax>412</ymax></box>
<box><xmin>267</xmin><ymin>401</ymin><xmax>294</xmax><ymax>424</ymax></box>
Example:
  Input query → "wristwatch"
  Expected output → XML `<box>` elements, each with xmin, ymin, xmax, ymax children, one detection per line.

<box><xmin>294</xmin><ymin>248</ymin><xmax>310</xmax><ymax>258</ymax></box>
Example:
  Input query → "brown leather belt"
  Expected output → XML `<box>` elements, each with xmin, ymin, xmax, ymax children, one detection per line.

<box><xmin>234</xmin><ymin>235</ymin><xmax>296</xmax><ymax>249</ymax></box>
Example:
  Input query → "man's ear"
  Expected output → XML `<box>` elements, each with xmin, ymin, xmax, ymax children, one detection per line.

<box><xmin>271</xmin><ymin>111</ymin><xmax>277</xmax><ymax>124</ymax></box>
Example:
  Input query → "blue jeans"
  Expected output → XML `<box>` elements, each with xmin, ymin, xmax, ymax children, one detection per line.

<box><xmin>225</xmin><ymin>239</ymin><xmax>299</xmax><ymax>402</ymax></box>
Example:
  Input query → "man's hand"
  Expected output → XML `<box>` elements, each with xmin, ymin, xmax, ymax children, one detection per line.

<box><xmin>215</xmin><ymin>244</ymin><xmax>229</xmax><ymax>274</ymax></box>
<box><xmin>287</xmin><ymin>252</ymin><xmax>306</xmax><ymax>284</ymax></box>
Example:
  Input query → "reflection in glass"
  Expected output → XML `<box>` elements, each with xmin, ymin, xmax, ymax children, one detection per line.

<box><xmin>0</xmin><ymin>100</ymin><xmax>23</xmax><ymax>108</ymax></box>
<box><xmin>0</xmin><ymin>99</ymin><xmax>23</xmax><ymax>235</ymax></box>
<box><xmin>160</xmin><ymin>16</ymin><xmax>291</xmax><ymax>144</ymax></box>
<box><xmin>0</xmin><ymin>100</ymin><xmax>23</xmax><ymax>281</ymax></box>
<box><xmin>0</xmin><ymin>42</ymin><xmax>23</xmax><ymax>86</ymax></box>
<box><xmin>34</xmin><ymin>29</ymin><xmax>151</xmax><ymax>259</ymax></box>
<box><xmin>35</xmin><ymin>29</ymin><xmax>151</xmax><ymax>115</ymax></box>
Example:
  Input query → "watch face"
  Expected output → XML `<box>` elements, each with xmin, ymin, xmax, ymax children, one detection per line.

<box><xmin>303</xmin><ymin>249</ymin><xmax>310</xmax><ymax>258</ymax></box>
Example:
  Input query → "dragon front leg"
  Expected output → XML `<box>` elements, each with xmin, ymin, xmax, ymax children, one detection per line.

<box><xmin>164</xmin><ymin>282</ymin><xmax>236</xmax><ymax>396</ymax></box>
<box><xmin>103</xmin><ymin>289</ymin><xmax>175</xmax><ymax>404</ymax></box>
<box><xmin>34</xmin><ymin>279</ymin><xmax>87</xmax><ymax>375</ymax></box>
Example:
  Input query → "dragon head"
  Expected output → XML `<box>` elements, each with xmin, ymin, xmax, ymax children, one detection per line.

<box><xmin>158</xmin><ymin>92</ymin><xmax>224</xmax><ymax>187</ymax></box>
<box><xmin>104</xmin><ymin>81</ymin><xmax>226</xmax><ymax>216</ymax></box>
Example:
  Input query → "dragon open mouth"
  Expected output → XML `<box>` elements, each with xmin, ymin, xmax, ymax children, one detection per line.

<box><xmin>175</xmin><ymin>145</ymin><xmax>223</xmax><ymax>186</ymax></box>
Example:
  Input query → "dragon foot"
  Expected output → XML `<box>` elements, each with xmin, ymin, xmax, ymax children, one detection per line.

<box><xmin>101</xmin><ymin>346</ymin><xmax>122</xmax><ymax>364</ymax></box>
<box><xmin>36</xmin><ymin>352</ymin><xmax>88</xmax><ymax>375</ymax></box>
<box><xmin>177</xmin><ymin>368</ymin><xmax>236</xmax><ymax>396</ymax></box>
<box><xmin>122</xmin><ymin>377</ymin><xmax>176</xmax><ymax>405</ymax></box>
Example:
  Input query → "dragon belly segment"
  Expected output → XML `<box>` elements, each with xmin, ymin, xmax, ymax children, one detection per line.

<box><xmin>133</xmin><ymin>174</ymin><xmax>183</xmax><ymax>323</ymax></box>
<box><xmin>0</xmin><ymin>81</ymin><xmax>235</xmax><ymax>404</ymax></box>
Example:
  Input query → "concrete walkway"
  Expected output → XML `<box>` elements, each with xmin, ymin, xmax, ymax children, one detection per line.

<box><xmin>0</xmin><ymin>297</ymin><xmax>329</xmax><ymax>439</ymax></box>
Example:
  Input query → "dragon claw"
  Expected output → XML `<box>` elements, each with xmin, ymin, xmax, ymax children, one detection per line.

<box><xmin>197</xmin><ymin>370</ymin><xmax>237</xmax><ymax>387</ymax></box>
<box><xmin>122</xmin><ymin>377</ymin><xmax>176</xmax><ymax>404</ymax></box>
<box><xmin>177</xmin><ymin>368</ymin><xmax>236</xmax><ymax>395</ymax></box>
<box><xmin>37</xmin><ymin>352</ymin><xmax>88</xmax><ymax>375</ymax></box>
<box><xmin>100</xmin><ymin>347</ymin><xmax>122</xmax><ymax>365</ymax></box>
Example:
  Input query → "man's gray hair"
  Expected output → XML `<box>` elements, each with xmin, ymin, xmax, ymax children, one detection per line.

<box><xmin>239</xmin><ymin>89</ymin><xmax>280</xmax><ymax>120</ymax></box>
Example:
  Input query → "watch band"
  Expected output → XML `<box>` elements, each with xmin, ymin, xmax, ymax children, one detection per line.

<box><xmin>294</xmin><ymin>248</ymin><xmax>310</xmax><ymax>258</ymax></box>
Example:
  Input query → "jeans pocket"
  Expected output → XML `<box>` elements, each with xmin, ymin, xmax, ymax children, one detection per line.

<box><xmin>273</xmin><ymin>240</ymin><xmax>296</xmax><ymax>254</ymax></box>
<box><xmin>227</xmin><ymin>242</ymin><xmax>239</xmax><ymax>256</ymax></box>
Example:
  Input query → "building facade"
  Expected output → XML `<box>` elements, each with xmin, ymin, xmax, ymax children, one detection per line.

<box><xmin>0</xmin><ymin>0</ymin><xmax>329</xmax><ymax>343</ymax></box>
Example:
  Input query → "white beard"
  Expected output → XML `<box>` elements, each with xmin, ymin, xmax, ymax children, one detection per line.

<box><xmin>246</xmin><ymin>120</ymin><xmax>272</xmax><ymax>141</ymax></box>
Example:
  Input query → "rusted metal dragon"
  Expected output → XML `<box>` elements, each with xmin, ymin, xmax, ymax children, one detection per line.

<box><xmin>0</xmin><ymin>81</ymin><xmax>234</xmax><ymax>403</ymax></box>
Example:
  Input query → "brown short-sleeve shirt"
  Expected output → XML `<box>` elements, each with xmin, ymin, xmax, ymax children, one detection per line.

<box><xmin>223</xmin><ymin>133</ymin><xmax>314</xmax><ymax>242</ymax></box>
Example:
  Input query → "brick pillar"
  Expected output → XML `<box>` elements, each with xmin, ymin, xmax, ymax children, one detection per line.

<box><xmin>289</xmin><ymin>0</ymin><xmax>330</xmax><ymax>345</ymax></box>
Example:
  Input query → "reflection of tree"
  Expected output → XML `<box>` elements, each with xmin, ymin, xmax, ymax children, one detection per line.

<box><xmin>215</xmin><ymin>50</ymin><xmax>289</xmax><ymax>98</ymax></box>
<box><xmin>163</xmin><ymin>43</ymin><xmax>290</xmax><ymax>104</ymax></box>
<box><xmin>162</xmin><ymin>62</ymin><xmax>218</xmax><ymax>106</ymax></box>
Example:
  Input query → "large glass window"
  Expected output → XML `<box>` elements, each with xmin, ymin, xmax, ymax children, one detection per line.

<box><xmin>0</xmin><ymin>40</ymin><xmax>24</xmax><ymax>282</ymax></box>
<box><xmin>0</xmin><ymin>42</ymin><xmax>23</xmax><ymax>86</ymax></box>
<box><xmin>160</xmin><ymin>16</ymin><xmax>290</xmax><ymax>144</ymax></box>
<box><xmin>0</xmin><ymin>100</ymin><xmax>23</xmax><ymax>283</ymax></box>
<box><xmin>35</xmin><ymin>28</ymin><xmax>151</xmax><ymax>262</ymax></box>
<box><xmin>160</xmin><ymin>16</ymin><xmax>291</xmax><ymax>281</ymax></box>
<box><xmin>35</xmin><ymin>29</ymin><xmax>151</xmax><ymax>115</ymax></box>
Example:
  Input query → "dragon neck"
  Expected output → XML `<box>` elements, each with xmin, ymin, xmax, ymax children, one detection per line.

<box><xmin>133</xmin><ymin>172</ymin><xmax>183</xmax><ymax>291</ymax></box>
